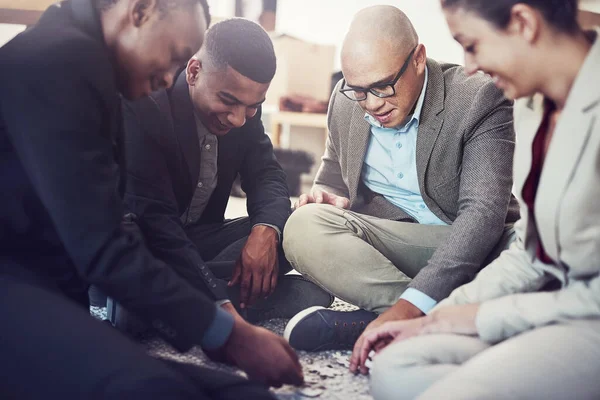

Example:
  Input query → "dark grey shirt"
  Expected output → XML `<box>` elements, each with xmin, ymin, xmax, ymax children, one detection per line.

<box><xmin>181</xmin><ymin>113</ymin><xmax>282</xmax><ymax>241</ymax></box>
<box><xmin>181</xmin><ymin>114</ymin><xmax>219</xmax><ymax>226</ymax></box>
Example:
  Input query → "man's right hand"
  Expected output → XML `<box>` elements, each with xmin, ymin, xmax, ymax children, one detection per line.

<box><xmin>209</xmin><ymin>315</ymin><xmax>304</xmax><ymax>387</ymax></box>
<box><xmin>295</xmin><ymin>188</ymin><xmax>350</xmax><ymax>209</ymax></box>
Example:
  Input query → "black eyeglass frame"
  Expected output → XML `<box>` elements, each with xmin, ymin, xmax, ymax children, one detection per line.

<box><xmin>339</xmin><ymin>45</ymin><xmax>418</xmax><ymax>101</ymax></box>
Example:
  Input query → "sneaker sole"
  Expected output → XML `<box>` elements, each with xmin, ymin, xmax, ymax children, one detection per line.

<box><xmin>283</xmin><ymin>305</ymin><xmax>327</xmax><ymax>343</ymax></box>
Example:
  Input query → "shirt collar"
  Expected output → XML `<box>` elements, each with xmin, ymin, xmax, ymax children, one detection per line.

<box><xmin>364</xmin><ymin>66</ymin><xmax>429</xmax><ymax>130</ymax></box>
<box><xmin>194</xmin><ymin>112</ymin><xmax>211</xmax><ymax>139</ymax></box>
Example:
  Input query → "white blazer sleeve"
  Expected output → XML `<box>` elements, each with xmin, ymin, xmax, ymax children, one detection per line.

<box><xmin>433</xmin><ymin>218</ymin><xmax>551</xmax><ymax>309</ymax></box>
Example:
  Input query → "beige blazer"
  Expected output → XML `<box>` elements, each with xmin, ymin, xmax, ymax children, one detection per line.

<box><xmin>439</xmin><ymin>29</ymin><xmax>600</xmax><ymax>343</ymax></box>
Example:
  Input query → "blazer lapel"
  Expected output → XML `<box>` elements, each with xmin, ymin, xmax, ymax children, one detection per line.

<box><xmin>416</xmin><ymin>59</ymin><xmax>445</xmax><ymax>192</ymax></box>
<box><xmin>169</xmin><ymin>73</ymin><xmax>201</xmax><ymax>190</ymax></box>
<box><xmin>513</xmin><ymin>95</ymin><xmax>544</xmax><ymax>195</ymax></box>
<box><xmin>535</xmin><ymin>30</ymin><xmax>600</xmax><ymax>259</ymax></box>
<box><xmin>346</xmin><ymin>103</ymin><xmax>371</xmax><ymax>199</ymax></box>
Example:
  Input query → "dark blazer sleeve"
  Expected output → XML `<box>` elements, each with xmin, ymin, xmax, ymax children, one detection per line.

<box><xmin>122</xmin><ymin>97</ymin><xmax>229</xmax><ymax>300</ymax></box>
<box><xmin>0</xmin><ymin>40</ymin><xmax>217</xmax><ymax>352</ymax></box>
<box><xmin>409</xmin><ymin>81</ymin><xmax>516</xmax><ymax>301</ymax></box>
<box><xmin>239</xmin><ymin>108</ymin><xmax>291</xmax><ymax>233</ymax></box>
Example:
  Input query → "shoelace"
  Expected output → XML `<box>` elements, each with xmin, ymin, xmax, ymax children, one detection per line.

<box><xmin>333</xmin><ymin>319</ymin><xmax>367</xmax><ymax>347</ymax></box>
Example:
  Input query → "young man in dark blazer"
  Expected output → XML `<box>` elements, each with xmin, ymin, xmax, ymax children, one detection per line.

<box><xmin>117</xmin><ymin>18</ymin><xmax>332</xmax><ymax>326</ymax></box>
<box><xmin>0</xmin><ymin>0</ymin><xmax>303</xmax><ymax>397</ymax></box>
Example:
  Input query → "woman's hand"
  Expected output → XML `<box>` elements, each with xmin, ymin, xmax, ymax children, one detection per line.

<box><xmin>350</xmin><ymin>303</ymin><xmax>480</xmax><ymax>375</ymax></box>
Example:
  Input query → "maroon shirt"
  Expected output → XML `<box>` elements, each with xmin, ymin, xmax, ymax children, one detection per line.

<box><xmin>521</xmin><ymin>100</ymin><xmax>555</xmax><ymax>264</ymax></box>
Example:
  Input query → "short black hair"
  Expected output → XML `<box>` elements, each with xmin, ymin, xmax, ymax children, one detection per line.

<box><xmin>441</xmin><ymin>0</ymin><xmax>580</xmax><ymax>34</ymax></box>
<box><xmin>97</xmin><ymin>0</ymin><xmax>211</xmax><ymax>26</ymax></box>
<box><xmin>203</xmin><ymin>18</ymin><xmax>276</xmax><ymax>84</ymax></box>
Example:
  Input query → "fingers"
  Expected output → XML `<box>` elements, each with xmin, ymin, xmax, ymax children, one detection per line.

<box><xmin>357</xmin><ymin>330</ymin><xmax>391</xmax><ymax>374</ymax></box>
<box><xmin>296</xmin><ymin>194</ymin><xmax>308</xmax><ymax>208</ymax></box>
<box><xmin>312</xmin><ymin>189</ymin><xmax>325</xmax><ymax>203</ymax></box>
<box><xmin>247</xmin><ymin>266</ymin><xmax>268</xmax><ymax>306</ymax></box>
<box><xmin>296</xmin><ymin>190</ymin><xmax>349</xmax><ymax>210</ymax></box>
<box><xmin>297</xmin><ymin>193</ymin><xmax>315</xmax><ymax>208</ymax></box>
<box><xmin>260</xmin><ymin>273</ymin><xmax>271</xmax><ymax>300</ymax></box>
<box><xmin>374</xmin><ymin>337</ymin><xmax>393</xmax><ymax>353</ymax></box>
<box><xmin>269</xmin><ymin>271</ymin><xmax>278</xmax><ymax>297</ymax></box>
<box><xmin>228</xmin><ymin>260</ymin><xmax>242</xmax><ymax>287</ymax></box>
<box><xmin>349</xmin><ymin>334</ymin><xmax>364</xmax><ymax>374</ymax></box>
<box><xmin>281</xmin><ymin>341</ymin><xmax>304</xmax><ymax>386</ymax></box>
<box><xmin>320</xmin><ymin>191</ymin><xmax>349</xmax><ymax>209</ymax></box>
<box><xmin>336</xmin><ymin>196</ymin><xmax>350</xmax><ymax>209</ymax></box>
<box><xmin>239</xmin><ymin>268</ymin><xmax>253</xmax><ymax>308</ymax></box>
<box><xmin>247</xmin><ymin>272</ymin><xmax>264</xmax><ymax>307</ymax></box>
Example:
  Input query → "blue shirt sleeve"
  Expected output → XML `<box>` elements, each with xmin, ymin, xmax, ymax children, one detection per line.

<box><xmin>200</xmin><ymin>305</ymin><xmax>235</xmax><ymax>350</ymax></box>
<box><xmin>400</xmin><ymin>288</ymin><xmax>438</xmax><ymax>314</ymax></box>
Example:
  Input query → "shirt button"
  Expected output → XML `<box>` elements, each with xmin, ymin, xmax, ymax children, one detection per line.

<box><xmin>205</xmin><ymin>144</ymin><xmax>211</xmax><ymax>150</ymax></box>
<box><xmin>397</xmin><ymin>172</ymin><xmax>404</xmax><ymax>179</ymax></box>
<box><xmin>420</xmin><ymin>204</ymin><xmax>426</xmax><ymax>209</ymax></box>
<box><xmin>396</xmin><ymin>142</ymin><xmax>403</xmax><ymax>149</ymax></box>
<box><xmin>188</xmin><ymin>218</ymin><xmax>193</xmax><ymax>223</ymax></box>
<box><xmin>197</xmin><ymin>182</ymin><xmax>203</xmax><ymax>188</ymax></box>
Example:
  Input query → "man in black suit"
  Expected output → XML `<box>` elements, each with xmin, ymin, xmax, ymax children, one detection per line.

<box><xmin>0</xmin><ymin>0</ymin><xmax>303</xmax><ymax>397</ymax></box>
<box><xmin>118</xmin><ymin>18</ymin><xmax>332</xmax><ymax>325</ymax></box>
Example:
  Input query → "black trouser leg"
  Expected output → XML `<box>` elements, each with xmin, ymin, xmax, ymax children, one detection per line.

<box><xmin>0</xmin><ymin>271</ymin><xmax>275</xmax><ymax>400</ymax></box>
<box><xmin>185</xmin><ymin>217</ymin><xmax>292</xmax><ymax>278</ymax></box>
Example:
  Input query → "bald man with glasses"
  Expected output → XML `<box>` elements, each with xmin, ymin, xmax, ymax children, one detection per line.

<box><xmin>282</xmin><ymin>5</ymin><xmax>519</xmax><ymax>354</ymax></box>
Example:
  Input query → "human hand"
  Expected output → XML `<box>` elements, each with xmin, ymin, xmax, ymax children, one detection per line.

<box><xmin>350</xmin><ymin>300</ymin><xmax>424</xmax><ymax>374</ymax></box>
<box><xmin>210</xmin><ymin>316</ymin><xmax>304</xmax><ymax>387</ymax></box>
<box><xmin>294</xmin><ymin>188</ymin><xmax>350</xmax><ymax>209</ymax></box>
<box><xmin>229</xmin><ymin>225</ymin><xmax>279</xmax><ymax>308</ymax></box>
<box><xmin>350</xmin><ymin>303</ymin><xmax>480</xmax><ymax>375</ymax></box>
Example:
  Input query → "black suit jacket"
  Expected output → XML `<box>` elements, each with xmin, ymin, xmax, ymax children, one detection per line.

<box><xmin>0</xmin><ymin>0</ymin><xmax>216</xmax><ymax>351</ymax></box>
<box><xmin>122</xmin><ymin>72</ymin><xmax>290</xmax><ymax>286</ymax></box>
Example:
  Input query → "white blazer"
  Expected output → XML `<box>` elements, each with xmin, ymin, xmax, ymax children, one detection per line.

<box><xmin>439</xmin><ymin>29</ymin><xmax>600</xmax><ymax>343</ymax></box>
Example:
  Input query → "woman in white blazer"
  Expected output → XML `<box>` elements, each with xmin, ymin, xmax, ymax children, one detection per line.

<box><xmin>351</xmin><ymin>1</ymin><xmax>600</xmax><ymax>399</ymax></box>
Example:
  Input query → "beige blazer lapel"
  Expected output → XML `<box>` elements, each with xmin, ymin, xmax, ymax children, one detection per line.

<box><xmin>534</xmin><ymin>30</ymin><xmax>600</xmax><ymax>260</ymax></box>
<box><xmin>346</xmin><ymin>103</ymin><xmax>371</xmax><ymax>199</ymax></box>
<box><xmin>416</xmin><ymin>60</ymin><xmax>446</xmax><ymax>193</ymax></box>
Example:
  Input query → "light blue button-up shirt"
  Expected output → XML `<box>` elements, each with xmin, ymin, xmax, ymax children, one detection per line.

<box><xmin>362</xmin><ymin>67</ymin><xmax>444</xmax><ymax>314</ymax></box>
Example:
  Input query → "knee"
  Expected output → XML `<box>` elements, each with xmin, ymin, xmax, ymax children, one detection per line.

<box><xmin>283</xmin><ymin>204</ymin><xmax>342</xmax><ymax>269</ymax></box>
<box><xmin>370</xmin><ymin>346</ymin><xmax>413</xmax><ymax>400</ymax></box>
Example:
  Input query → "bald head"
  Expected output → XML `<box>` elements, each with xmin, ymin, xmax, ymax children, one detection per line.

<box><xmin>339</xmin><ymin>6</ymin><xmax>427</xmax><ymax>130</ymax></box>
<box><xmin>342</xmin><ymin>6</ymin><xmax>418</xmax><ymax>62</ymax></box>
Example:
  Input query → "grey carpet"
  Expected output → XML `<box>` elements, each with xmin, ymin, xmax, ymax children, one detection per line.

<box><xmin>90</xmin><ymin>299</ymin><xmax>372</xmax><ymax>399</ymax></box>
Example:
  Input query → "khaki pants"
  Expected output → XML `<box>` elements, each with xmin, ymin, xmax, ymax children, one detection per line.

<box><xmin>283</xmin><ymin>204</ymin><xmax>513</xmax><ymax>313</ymax></box>
<box><xmin>369</xmin><ymin>319</ymin><xmax>600</xmax><ymax>400</ymax></box>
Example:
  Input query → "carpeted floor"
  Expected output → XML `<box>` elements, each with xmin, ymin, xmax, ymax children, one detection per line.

<box><xmin>90</xmin><ymin>197</ymin><xmax>373</xmax><ymax>398</ymax></box>
<box><xmin>91</xmin><ymin>298</ymin><xmax>372</xmax><ymax>399</ymax></box>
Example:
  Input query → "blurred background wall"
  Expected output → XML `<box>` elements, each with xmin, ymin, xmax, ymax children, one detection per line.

<box><xmin>1</xmin><ymin>0</ymin><xmax>600</xmax><ymax>195</ymax></box>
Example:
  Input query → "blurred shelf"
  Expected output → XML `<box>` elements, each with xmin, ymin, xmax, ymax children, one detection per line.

<box><xmin>270</xmin><ymin>111</ymin><xmax>327</xmax><ymax>148</ymax></box>
<box><xmin>0</xmin><ymin>1</ymin><xmax>54</xmax><ymax>25</ymax></box>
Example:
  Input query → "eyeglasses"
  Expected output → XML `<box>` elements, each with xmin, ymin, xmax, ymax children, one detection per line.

<box><xmin>339</xmin><ymin>46</ymin><xmax>417</xmax><ymax>102</ymax></box>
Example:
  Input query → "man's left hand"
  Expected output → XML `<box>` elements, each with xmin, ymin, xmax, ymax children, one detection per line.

<box><xmin>350</xmin><ymin>299</ymin><xmax>423</xmax><ymax>374</ymax></box>
<box><xmin>229</xmin><ymin>225</ymin><xmax>279</xmax><ymax>308</ymax></box>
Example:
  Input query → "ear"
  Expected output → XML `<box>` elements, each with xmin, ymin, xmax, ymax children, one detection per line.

<box><xmin>506</xmin><ymin>3</ymin><xmax>541</xmax><ymax>44</ymax></box>
<box><xmin>128</xmin><ymin>0</ymin><xmax>158</xmax><ymax>28</ymax></box>
<box><xmin>414</xmin><ymin>44</ymin><xmax>427</xmax><ymax>74</ymax></box>
<box><xmin>186</xmin><ymin>57</ymin><xmax>202</xmax><ymax>86</ymax></box>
